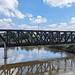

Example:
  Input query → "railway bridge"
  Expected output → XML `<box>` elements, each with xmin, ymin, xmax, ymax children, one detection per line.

<box><xmin>0</xmin><ymin>29</ymin><xmax>75</xmax><ymax>47</ymax></box>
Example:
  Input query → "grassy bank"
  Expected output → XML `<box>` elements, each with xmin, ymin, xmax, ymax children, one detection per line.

<box><xmin>49</xmin><ymin>44</ymin><xmax>75</xmax><ymax>53</ymax></box>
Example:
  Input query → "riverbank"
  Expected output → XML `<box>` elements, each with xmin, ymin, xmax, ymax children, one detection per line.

<box><xmin>48</xmin><ymin>44</ymin><xmax>75</xmax><ymax>53</ymax></box>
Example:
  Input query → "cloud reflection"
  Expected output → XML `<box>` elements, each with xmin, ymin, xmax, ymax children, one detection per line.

<box><xmin>0</xmin><ymin>46</ymin><xmax>67</xmax><ymax>65</ymax></box>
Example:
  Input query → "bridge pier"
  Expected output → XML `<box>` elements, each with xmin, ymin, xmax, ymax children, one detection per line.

<box><xmin>4</xmin><ymin>43</ymin><xmax>7</xmax><ymax>59</ymax></box>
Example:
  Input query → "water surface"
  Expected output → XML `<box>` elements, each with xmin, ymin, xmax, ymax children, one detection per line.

<box><xmin>0</xmin><ymin>46</ymin><xmax>75</xmax><ymax>75</ymax></box>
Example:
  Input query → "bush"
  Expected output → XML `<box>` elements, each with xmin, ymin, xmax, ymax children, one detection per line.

<box><xmin>66</xmin><ymin>45</ymin><xmax>75</xmax><ymax>53</ymax></box>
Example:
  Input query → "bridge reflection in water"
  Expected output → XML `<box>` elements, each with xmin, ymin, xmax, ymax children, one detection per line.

<box><xmin>0</xmin><ymin>54</ymin><xmax>75</xmax><ymax>75</ymax></box>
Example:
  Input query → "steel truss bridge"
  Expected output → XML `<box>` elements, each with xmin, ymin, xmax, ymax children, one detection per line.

<box><xmin>0</xmin><ymin>29</ymin><xmax>75</xmax><ymax>47</ymax></box>
<box><xmin>0</xmin><ymin>57</ymin><xmax>75</xmax><ymax>75</ymax></box>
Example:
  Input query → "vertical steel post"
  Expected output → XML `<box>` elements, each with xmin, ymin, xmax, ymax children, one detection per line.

<box><xmin>9</xmin><ymin>31</ymin><xmax>10</xmax><ymax>44</ymax></box>
<box><xmin>18</xmin><ymin>31</ymin><xmax>19</xmax><ymax>44</ymax></box>
<box><xmin>71</xmin><ymin>32</ymin><xmax>73</xmax><ymax>42</ymax></box>
<box><xmin>57</xmin><ymin>31</ymin><xmax>59</xmax><ymax>42</ymax></box>
<box><xmin>7</xmin><ymin>31</ymin><xmax>8</xmax><ymax>45</ymax></box>
<box><xmin>65</xmin><ymin>32</ymin><xmax>67</xmax><ymax>43</ymax></box>
<box><xmin>52</xmin><ymin>32</ymin><xmax>53</xmax><ymax>43</ymax></box>
<box><xmin>21</xmin><ymin>31</ymin><xmax>22</xmax><ymax>44</ymax></box>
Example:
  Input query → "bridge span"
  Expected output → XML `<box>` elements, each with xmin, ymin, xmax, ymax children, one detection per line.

<box><xmin>0</xmin><ymin>29</ymin><xmax>75</xmax><ymax>47</ymax></box>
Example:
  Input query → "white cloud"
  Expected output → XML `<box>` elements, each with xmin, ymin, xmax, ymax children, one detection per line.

<box><xmin>48</xmin><ymin>24</ymin><xmax>57</xmax><ymax>27</ymax></box>
<box><xmin>26</xmin><ymin>13</ymin><xmax>33</xmax><ymax>17</ymax></box>
<box><xmin>0</xmin><ymin>18</ymin><xmax>14</xmax><ymax>29</ymax></box>
<box><xmin>11</xmin><ymin>23</ymin><xmax>15</xmax><ymax>27</ymax></box>
<box><xmin>17</xmin><ymin>16</ymin><xmax>75</xmax><ymax>31</ymax></box>
<box><xmin>44</xmin><ymin>22</ymin><xmax>75</xmax><ymax>31</ymax></box>
<box><xmin>3</xmin><ymin>18</ymin><xmax>12</xmax><ymax>22</ymax></box>
<box><xmin>14</xmin><ymin>10</ymin><xmax>25</xmax><ymax>19</ymax></box>
<box><xmin>14</xmin><ymin>54</ymin><xmax>25</xmax><ymax>62</ymax></box>
<box><xmin>0</xmin><ymin>0</ymin><xmax>25</xmax><ymax>19</ymax></box>
<box><xmin>43</xmin><ymin>23</ymin><xmax>69</xmax><ymax>31</ymax></box>
<box><xmin>60</xmin><ymin>23</ymin><xmax>67</xmax><ymax>26</ymax></box>
<box><xmin>43</xmin><ymin>0</ymin><xmax>75</xmax><ymax>8</ymax></box>
<box><xmin>57</xmin><ymin>23</ymin><xmax>67</xmax><ymax>30</ymax></box>
<box><xmin>18</xmin><ymin>24</ymin><xmax>38</xmax><ymax>30</ymax></box>
<box><xmin>18</xmin><ymin>22</ymin><xmax>75</xmax><ymax>31</ymax></box>
<box><xmin>70</xmin><ymin>17</ymin><xmax>75</xmax><ymax>24</ymax></box>
<box><xmin>29</xmin><ymin>16</ymin><xmax>47</xmax><ymax>24</ymax></box>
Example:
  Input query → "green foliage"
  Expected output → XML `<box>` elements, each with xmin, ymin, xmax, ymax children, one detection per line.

<box><xmin>66</xmin><ymin>45</ymin><xmax>75</xmax><ymax>53</ymax></box>
<box><xmin>49</xmin><ymin>44</ymin><xmax>75</xmax><ymax>53</ymax></box>
<box><xmin>49</xmin><ymin>45</ymin><xmax>66</xmax><ymax>50</ymax></box>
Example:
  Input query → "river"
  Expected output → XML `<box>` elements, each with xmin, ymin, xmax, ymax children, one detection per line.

<box><xmin>0</xmin><ymin>46</ymin><xmax>75</xmax><ymax>75</ymax></box>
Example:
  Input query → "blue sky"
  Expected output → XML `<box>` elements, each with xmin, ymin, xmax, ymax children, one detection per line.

<box><xmin>0</xmin><ymin>0</ymin><xmax>75</xmax><ymax>30</ymax></box>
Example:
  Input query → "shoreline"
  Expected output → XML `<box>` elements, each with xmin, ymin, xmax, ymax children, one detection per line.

<box><xmin>48</xmin><ymin>44</ymin><xmax>75</xmax><ymax>53</ymax></box>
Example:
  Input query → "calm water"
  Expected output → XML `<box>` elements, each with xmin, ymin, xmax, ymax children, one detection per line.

<box><xmin>0</xmin><ymin>46</ymin><xmax>75</xmax><ymax>75</ymax></box>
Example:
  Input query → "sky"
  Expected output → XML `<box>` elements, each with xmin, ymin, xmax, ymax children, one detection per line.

<box><xmin>0</xmin><ymin>0</ymin><xmax>75</xmax><ymax>30</ymax></box>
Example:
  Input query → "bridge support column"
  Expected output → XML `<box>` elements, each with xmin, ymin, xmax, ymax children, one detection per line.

<box><xmin>4</xmin><ymin>42</ymin><xmax>7</xmax><ymax>75</ymax></box>
<box><xmin>4</xmin><ymin>42</ymin><xmax>7</xmax><ymax>59</ymax></box>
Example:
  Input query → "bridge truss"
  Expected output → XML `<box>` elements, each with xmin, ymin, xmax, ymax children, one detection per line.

<box><xmin>0</xmin><ymin>30</ymin><xmax>75</xmax><ymax>47</ymax></box>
